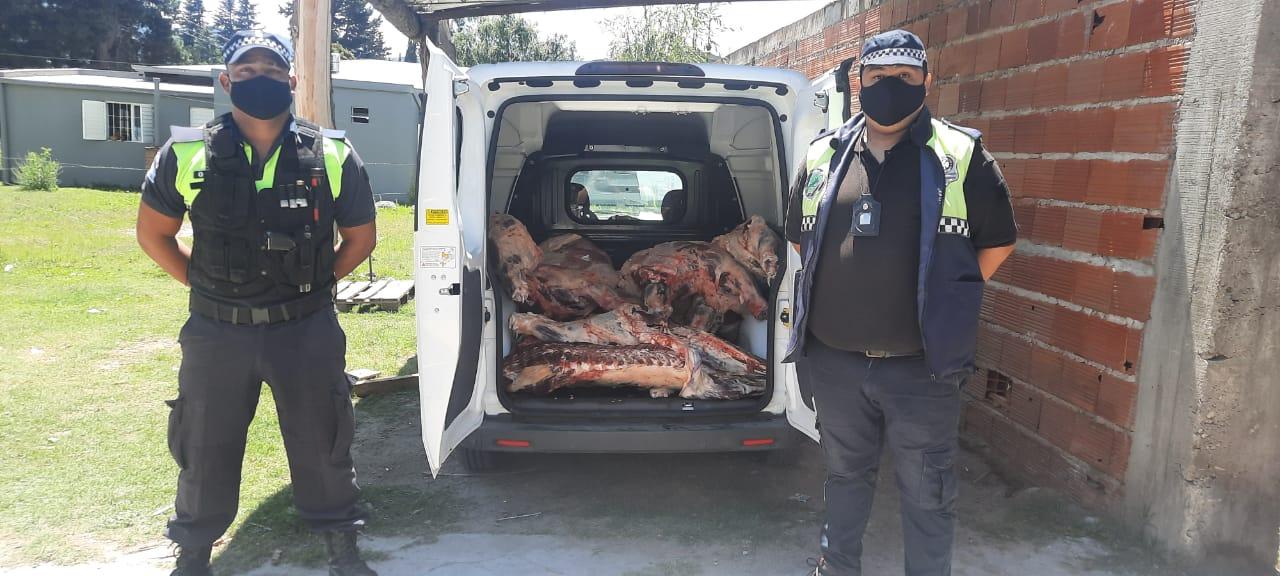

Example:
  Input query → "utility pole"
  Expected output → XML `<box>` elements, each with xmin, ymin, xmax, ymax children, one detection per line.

<box><xmin>294</xmin><ymin>0</ymin><xmax>333</xmax><ymax>127</ymax></box>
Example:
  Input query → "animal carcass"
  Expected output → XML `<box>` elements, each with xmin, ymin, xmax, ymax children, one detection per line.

<box><xmin>712</xmin><ymin>214</ymin><xmax>782</xmax><ymax>283</ymax></box>
<box><xmin>508</xmin><ymin>306</ymin><xmax>766</xmax><ymax>399</ymax></box>
<box><xmin>488</xmin><ymin>214</ymin><xmax>633</xmax><ymax>320</ymax></box>
<box><xmin>621</xmin><ymin>241</ymin><xmax>767</xmax><ymax>329</ymax></box>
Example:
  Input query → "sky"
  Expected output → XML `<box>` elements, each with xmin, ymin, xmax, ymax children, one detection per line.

<box><xmin>250</xmin><ymin>0</ymin><xmax>831</xmax><ymax>61</ymax></box>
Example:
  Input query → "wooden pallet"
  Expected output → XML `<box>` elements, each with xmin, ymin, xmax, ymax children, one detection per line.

<box><xmin>335</xmin><ymin>278</ymin><xmax>415</xmax><ymax>312</ymax></box>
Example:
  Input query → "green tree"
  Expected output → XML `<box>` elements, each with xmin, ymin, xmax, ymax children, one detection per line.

<box><xmin>404</xmin><ymin>40</ymin><xmax>418</xmax><ymax>63</ymax></box>
<box><xmin>279</xmin><ymin>0</ymin><xmax>388</xmax><ymax>59</ymax></box>
<box><xmin>604</xmin><ymin>4</ymin><xmax>730</xmax><ymax>63</ymax></box>
<box><xmin>212</xmin><ymin>0</ymin><xmax>239</xmax><ymax>43</ymax></box>
<box><xmin>234</xmin><ymin>0</ymin><xmax>258</xmax><ymax>31</ymax></box>
<box><xmin>0</xmin><ymin>0</ymin><xmax>182</xmax><ymax>69</ymax></box>
<box><xmin>179</xmin><ymin>0</ymin><xmax>220</xmax><ymax>63</ymax></box>
<box><xmin>450</xmin><ymin>15</ymin><xmax>577</xmax><ymax>66</ymax></box>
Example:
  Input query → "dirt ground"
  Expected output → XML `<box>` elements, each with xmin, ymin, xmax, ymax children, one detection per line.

<box><xmin>2</xmin><ymin>390</ymin><xmax>1188</xmax><ymax>576</ymax></box>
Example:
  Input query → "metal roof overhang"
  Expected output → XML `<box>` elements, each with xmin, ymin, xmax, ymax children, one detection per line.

<box><xmin>368</xmin><ymin>0</ymin><xmax>777</xmax><ymax>35</ymax></box>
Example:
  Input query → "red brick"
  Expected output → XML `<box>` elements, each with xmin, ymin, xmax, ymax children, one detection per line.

<box><xmin>938</xmin><ymin>83</ymin><xmax>961</xmax><ymax>116</ymax></box>
<box><xmin>944</xmin><ymin>40</ymin><xmax>977</xmax><ymax>78</ymax></box>
<box><xmin>980</xmin><ymin>76</ymin><xmax>1008</xmax><ymax>110</ymax></box>
<box><xmin>966</xmin><ymin>117</ymin><xmax>991</xmax><ymax>136</ymax></box>
<box><xmin>999</xmin><ymin>154</ymin><xmax>1025</xmax><ymax>188</ymax></box>
<box><xmin>1057</xmin><ymin>12</ymin><xmax>1087</xmax><ymax>59</ymax></box>
<box><xmin>976</xmin><ymin>0</ymin><xmax>993</xmax><ymax>28</ymax></box>
<box><xmin>1038</xmin><ymin>399</ymin><xmax>1075</xmax><ymax>450</ymax></box>
<box><xmin>967</xmin><ymin>4</ymin><xmax>983</xmax><ymax>34</ymax></box>
<box><xmin>1108</xmin><ymin>430</ymin><xmax>1133</xmax><ymax>476</ymax></box>
<box><xmin>1042</xmin><ymin>113</ymin><xmax>1079</xmax><ymax>153</ymax></box>
<box><xmin>1008</xmin><ymin>382</ymin><xmax>1044</xmax><ymax>430</ymax></box>
<box><xmin>925</xmin><ymin>91</ymin><xmax>941</xmax><ymax>114</ymax></box>
<box><xmin>1072</xmin><ymin>108</ymin><xmax>1117</xmax><ymax>152</ymax></box>
<box><xmin>1144</xmin><ymin>45</ymin><xmax>1190</xmax><ymax>97</ymax></box>
<box><xmin>1014</xmin><ymin>113</ymin><xmax>1047</xmax><ymax>153</ymax></box>
<box><xmin>1003</xmin><ymin>71</ymin><xmax>1035</xmax><ymax>109</ymax></box>
<box><xmin>1061</xmin><ymin>207</ymin><xmax>1102</xmax><ymax>253</ymax></box>
<box><xmin>1102</xmin><ymin>51</ymin><xmax>1147</xmax><ymax>101</ymax></box>
<box><xmin>930</xmin><ymin>13</ymin><xmax>951</xmax><ymax>47</ymax></box>
<box><xmin>974</xmin><ymin>35</ymin><xmax>1003</xmax><ymax>74</ymax></box>
<box><xmin>1168</xmin><ymin>0</ymin><xmax>1195</xmax><ymax>37</ymax></box>
<box><xmin>947</xmin><ymin>7</ymin><xmax>969</xmax><ymax>42</ymax></box>
<box><xmin>1027</xmin><ymin>21</ymin><xmax>1060</xmax><ymax>64</ymax></box>
<box><xmin>1088</xmin><ymin>2</ymin><xmax>1132</xmax><ymax>52</ymax></box>
<box><xmin>1019</xmin><ymin>159</ymin><xmax>1056</xmax><ymax>198</ymax></box>
<box><xmin>1086</xmin><ymin>159</ymin><xmax>1168</xmax><ymax>209</ymax></box>
<box><xmin>1033</xmin><ymin>64</ymin><xmax>1069</xmax><ymax>107</ymax></box>
<box><xmin>990</xmin><ymin>413</ymin><xmax>1023</xmax><ymax>459</ymax></box>
<box><xmin>907</xmin><ymin>20</ymin><xmax>930</xmax><ymax>47</ymax></box>
<box><xmin>1113</xmin><ymin>103</ymin><xmax>1176</xmax><ymax>153</ymax></box>
<box><xmin>865</xmin><ymin>6</ymin><xmax>884</xmax><ymax>35</ymax></box>
<box><xmin>1096</xmin><ymin>377</ymin><xmax>1138</xmax><ymax>429</ymax></box>
<box><xmin>989</xmin><ymin>0</ymin><xmax>1016</xmax><ymax>28</ymax></box>
<box><xmin>959</xmin><ymin>81</ymin><xmax>983</xmax><ymax>113</ymax></box>
<box><xmin>1059</xmin><ymin>360</ymin><xmax>1103</xmax><ymax>411</ymax></box>
<box><xmin>1053</xmin><ymin>159</ymin><xmax>1092</xmax><ymax>202</ymax></box>
<box><xmin>1069</xmin><ymin>413</ymin><xmax>1118</xmax><ymax>470</ymax></box>
<box><xmin>1014</xmin><ymin>0</ymin><xmax>1043</xmax><ymax>23</ymax></box>
<box><xmin>1128</xmin><ymin>0</ymin><xmax>1168</xmax><ymax>44</ymax></box>
<box><xmin>1066</xmin><ymin>57</ymin><xmax>1106</xmax><ymax>105</ymax></box>
<box><xmin>999</xmin><ymin>27</ymin><xmax>1030</xmax><ymax>69</ymax></box>
<box><xmin>1113</xmin><ymin>271</ymin><xmax>1157</xmax><ymax>320</ymax></box>
<box><xmin>1030</xmin><ymin>344</ymin><xmax>1066</xmax><ymax>393</ymax></box>
<box><xmin>963</xmin><ymin>401</ymin><xmax>995</xmax><ymax>440</ymax></box>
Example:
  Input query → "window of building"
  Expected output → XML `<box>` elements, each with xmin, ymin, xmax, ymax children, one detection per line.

<box><xmin>351</xmin><ymin>106</ymin><xmax>370</xmax><ymax>124</ymax></box>
<box><xmin>567</xmin><ymin>169</ymin><xmax>684</xmax><ymax>223</ymax></box>
<box><xmin>189</xmin><ymin>107</ymin><xmax>215</xmax><ymax>127</ymax></box>
<box><xmin>81</xmin><ymin>100</ymin><xmax>152</xmax><ymax>143</ymax></box>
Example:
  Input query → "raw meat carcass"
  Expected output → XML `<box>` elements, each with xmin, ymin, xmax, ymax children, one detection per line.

<box><xmin>712</xmin><ymin>215</ymin><xmax>782</xmax><ymax>283</ymax></box>
<box><xmin>503</xmin><ymin>341</ymin><xmax>763</xmax><ymax>400</ymax></box>
<box><xmin>488</xmin><ymin>214</ymin><xmax>541</xmax><ymax>303</ymax></box>
<box><xmin>510</xmin><ymin>306</ymin><xmax>766</xmax><ymax>378</ymax></box>
<box><xmin>488</xmin><ymin>213</ymin><xmax>633</xmax><ymax>320</ymax></box>
<box><xmin>525</xmin><ymin>234</ymin><xmax>635</xmax><ymax>319</ymax></box>
<box><xmin>621</xmin><ymin>241</ymin><xmax>767</xmax><ymax>326</ymax></box>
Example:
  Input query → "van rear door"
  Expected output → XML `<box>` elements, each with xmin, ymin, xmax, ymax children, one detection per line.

<box><xmin>416</xmin><ymin>39</ymin><xmax>486</xmax><ymax>477</ymax></box>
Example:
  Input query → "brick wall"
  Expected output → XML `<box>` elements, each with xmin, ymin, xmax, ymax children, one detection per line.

<box><xmin>729</xmin><ymin>0</ymin><xmax>1193</xmax><ymax>507</ymax></box>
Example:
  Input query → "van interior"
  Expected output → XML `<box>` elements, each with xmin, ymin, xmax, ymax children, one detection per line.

<box><xmin>489</xmin><ymin>99</ymin><xmax>788</xmax><ymax>416</ymax></box>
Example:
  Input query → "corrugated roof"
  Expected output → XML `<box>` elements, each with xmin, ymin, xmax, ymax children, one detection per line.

<box><xmin>0</xmin><ymin>70</ymin><xmax>215</xmax><ymax>96</ymax></box>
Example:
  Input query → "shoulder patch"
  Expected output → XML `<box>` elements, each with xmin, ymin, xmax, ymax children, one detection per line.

<box><xmin>322</xmin><ymin>128</ymin><xmax>346</xmax><ymax>139</ymax></box>
<box><xmin>169</xmin><ymin>125</ymin><xmax>204</xmax><ymax>142</ymax></box>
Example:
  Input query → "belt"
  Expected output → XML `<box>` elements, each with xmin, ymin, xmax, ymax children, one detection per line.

<box><xmin>860</xmin><ymin>350</ymin><xmax>923</xmax><ymax>359</ymax></box>
<box><xmin>189</xmin><ymin>288</ymin><xmax>334</xmax><ymax>326</ymax></box>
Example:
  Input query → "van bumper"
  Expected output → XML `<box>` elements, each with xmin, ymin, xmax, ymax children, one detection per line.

<box><xmin>460</xmin><ymin>413</ymin><xmax>799</xmax><ymax>453</ymax></box>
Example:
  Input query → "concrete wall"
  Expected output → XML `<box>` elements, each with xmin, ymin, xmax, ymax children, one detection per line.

<box><xmin>0</xmin><ymin>83</ymin><xmax>212</xmax><ymax>189</ymax></box>
<box><xmin>213</xmin><ymin>83</ymin><xmax>421</xmax><ymax>203</ymax></box>
<box><xmin>1125</xmin><ymin>0</ymin><xmax>1279</xmax><ymax>569</ymax></box>
<box><xmin>728</xmin><ymin>0</ymin><xmax>1280</xmax><ymax>569</ymax></box>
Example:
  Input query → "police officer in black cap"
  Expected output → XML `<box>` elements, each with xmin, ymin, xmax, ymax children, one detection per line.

<box><xmin>136</xmin><ymin>30</ymin><xmax>378</xmax><ymax>575</ymax></box>
<box><xmin>785</xmin><ymin>30</ymin><xmax>1017</xmax><ymax>575</ymax></box>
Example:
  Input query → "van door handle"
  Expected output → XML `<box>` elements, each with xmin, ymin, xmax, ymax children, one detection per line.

<box><xmin>780</xmin><ymin>308</ymin><xmax>791</xmax><ymax>327</ymax></box>
<box><xmin>438</xmin><ymin>283</ymin><xmax>461</xmax><ymax>296</ymax></box>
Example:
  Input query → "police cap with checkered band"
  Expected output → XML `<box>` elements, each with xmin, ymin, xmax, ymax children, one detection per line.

<box><xmin>860</xmin><ymin>29</ymin><xmax>928</xmax><ymax>74</ymax></box>
<box><xmin>222</xmin><ymin>30</ymin><xmax>294</xmax><ymax>68</ymax></box>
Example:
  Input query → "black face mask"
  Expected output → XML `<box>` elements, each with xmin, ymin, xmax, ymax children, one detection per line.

<box><xmin>230</xmin><ymin>75</ymin><xmax>293</xmax><ymax>120</ymax></box>
<box><xmin>859</xmin><ymin>75</ymin><xmax>926</xmax><ymax>127</ymax></box>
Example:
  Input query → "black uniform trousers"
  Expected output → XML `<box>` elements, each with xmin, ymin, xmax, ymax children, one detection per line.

<box><xmin>799</xmin><ymin>339</ymin><xmax>962</xmax><ymax>576</ymax></box>
<box><xmin>164</xmin><ymin>307</ymin><xmax>367</xmax><ymax>547</ymax></box>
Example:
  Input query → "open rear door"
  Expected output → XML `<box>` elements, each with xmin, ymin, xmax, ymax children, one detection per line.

<box><xmin>416</xmin><ymin>40</ymin><xmax>485</xmax><ymax>476</ymax></box>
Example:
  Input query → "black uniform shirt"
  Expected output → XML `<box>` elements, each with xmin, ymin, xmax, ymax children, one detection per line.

<box><xmin>142</xmin><ymin>116</ymin><xmax>376</xmax><ymax>228</ymax></box>
<box><xmin>784</xmin><ymin>109</ymin><xmax>1017</xmax><ymax>353</ymax></box>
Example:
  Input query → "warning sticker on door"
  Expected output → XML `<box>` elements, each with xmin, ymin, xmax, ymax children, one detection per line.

<box><xmin>419</xmin><ymin>246</ymin><xmax>456</xmax><ymax>269</ymax></box>
<box><xmin>424</xmin><ymin>209</ymin><xmax>450</xmax><ymax>226</ymax></box>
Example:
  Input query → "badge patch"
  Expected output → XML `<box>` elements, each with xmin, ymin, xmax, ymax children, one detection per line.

<box><xmin>804</xmin><ymin>168</ymin><xmax>827</xmax><ymax>198</ymax></box>
<box><xmin>942</xmin><ymin>154</ymin><xmax>959</xmax><ymax>183</ymax></box>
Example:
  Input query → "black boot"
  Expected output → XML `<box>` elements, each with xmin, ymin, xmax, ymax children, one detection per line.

<box><xmin>169</xmin><ymin>544</ymin><xmax>212</xmax><ymax>576</ymax></box>
<box><xmin>324</xmin><ymin>531</ymin><xmax>377</xmax><ymax>576</ymax></box>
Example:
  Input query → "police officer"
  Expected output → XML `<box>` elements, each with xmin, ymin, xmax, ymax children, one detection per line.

<box><xmin>784</xmin><ymin>30</ymin><xmax>1017</xmax><ymax>576</ymax></box>
<box><xmin>136</xmin><ymin>30</ymin><xmax>378</xmax><ymax>576</ymax></box>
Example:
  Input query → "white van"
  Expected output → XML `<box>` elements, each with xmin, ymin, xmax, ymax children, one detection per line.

<box><xmin>412</xmin><ymin>40</ymin><xmax>853</xmax><ymax>475</ymax></box>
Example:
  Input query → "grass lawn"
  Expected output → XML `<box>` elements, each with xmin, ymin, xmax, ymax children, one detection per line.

<box><xmin>0</xmin><ymin>184</ymin><xmax>423</xmax><ymax>568</ymax></box>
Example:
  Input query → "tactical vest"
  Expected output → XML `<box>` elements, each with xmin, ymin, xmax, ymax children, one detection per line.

<box><xmin>785</xmin><ymin>113</ymin><xmax>986</xmax><ymax>382</ymax></box>
<box><xmin>169</xmin><ymin>114</ymin><xmax>350</xmax><ymax>320</ymax></box>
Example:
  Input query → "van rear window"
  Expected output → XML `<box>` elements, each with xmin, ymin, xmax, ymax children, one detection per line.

<box><xmin>567</xmin><ymin>169</ymin><xmax>686</xmax><ymax>224</ymax></box>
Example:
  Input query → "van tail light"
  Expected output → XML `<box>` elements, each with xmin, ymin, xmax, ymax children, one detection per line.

<box><xmin>742</xmin><ymin>438</ymin><xmax>775</xmax><ymax>447</ymax></box>
<box><xmin>495</xmin><ymin>439</ymin><xmax>531</xmax><ymax>448</ymax></box>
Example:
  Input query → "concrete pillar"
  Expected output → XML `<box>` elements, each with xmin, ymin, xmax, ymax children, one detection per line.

<box><xmin>1125</xmin><ymin>0</ymin><xmax>1280</xmax><ymax>570</ymax></box>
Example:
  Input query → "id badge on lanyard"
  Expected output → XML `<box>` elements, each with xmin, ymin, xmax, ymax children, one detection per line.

<box><xmin>851</xmin><ymin>193</ymin><xmax>881</xmax><ymax>237</ymax></box>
